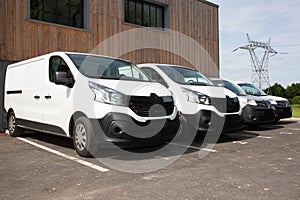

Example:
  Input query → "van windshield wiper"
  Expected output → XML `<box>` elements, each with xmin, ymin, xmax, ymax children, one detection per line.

<box><xmin>188</xmin><ymin>82</ymin><xmax>208</xmax><ymax>86</ymax></box>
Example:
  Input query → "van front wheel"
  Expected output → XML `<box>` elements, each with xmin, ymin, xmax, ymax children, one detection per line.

<box><xmin>8</xmin><ymin>112</ymin><xmax>24</xmax><ymax>137</ymax></box>
<box><xmin>73</xmin><ymin>117</ymin><xmax>98</xmax><ymax>157</ymax></box>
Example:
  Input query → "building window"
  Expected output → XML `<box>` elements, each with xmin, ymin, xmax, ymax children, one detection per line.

<box><xmin>30</xmin><ymin>0</ymin><xmax>84</xmax><ymax>29</ymax></box>
<box><xmin>124</xmin><ymin>0</ymin><xmax>165</xmax><ymax>28</ymax></box>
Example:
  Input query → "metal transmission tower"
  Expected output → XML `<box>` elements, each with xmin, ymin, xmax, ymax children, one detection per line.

<box><xmin>234</xmin><ymin>34</ymin><xmax>278</xmax><ymax>89</ymax></box>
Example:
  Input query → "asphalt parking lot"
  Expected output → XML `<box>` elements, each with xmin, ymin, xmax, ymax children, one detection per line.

<box><xmin>0</xmin><ymin>119</ymin><xmax>299</xmax><ymax>200</ymax></box>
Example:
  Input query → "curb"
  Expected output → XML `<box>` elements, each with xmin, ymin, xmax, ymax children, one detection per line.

<box><xmin>281</xmin><ymin>118</ymin><xmax>300</xmax><ymax>121</ymax></box>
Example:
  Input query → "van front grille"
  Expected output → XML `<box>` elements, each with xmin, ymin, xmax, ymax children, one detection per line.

<box><xmin>276</xmin><ymin>100</ymin><xmax>288</xmax><ymax>107</ymax></box>
<box><xmin>211</xmin><ymin>96</ymin><xmax>240</xmax><ymax>113</ymax></box>
<box><xmin>129</xmin><ymin>94</ymin><xmax>174</xmax><ymax>117</ymax></box>
<box><xmin>256</xmin><ymin>101</ymin><xmax>269</xmax><ymax>107</ymax></box>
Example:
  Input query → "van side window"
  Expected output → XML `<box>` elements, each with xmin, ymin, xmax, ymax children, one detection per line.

<box><xmin>49</xmin><ymin>56</ymin><xmax>72</xmax><ymax>83</ymax></box>
<box><xmin>141</xmin><ymin>67</ymin><xmax>168</xmax><ymax>88</ymax></box>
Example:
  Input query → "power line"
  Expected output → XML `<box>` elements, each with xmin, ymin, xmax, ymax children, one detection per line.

<box><xmin>234</xmin><ymin>34</ymin><xmax>278</xmax><ymax>89</ymax></box>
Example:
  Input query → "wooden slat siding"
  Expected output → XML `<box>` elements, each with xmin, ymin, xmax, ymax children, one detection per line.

<box><xmin>0</xmin><ymin>0</ymin><xmax>6</xmax><ymax>59</ymax></box>
<box><xmin>215</xmin><ymin>6</ymin><xmax>220</xmax><ymax>77</ymax></box>
<box><xmin>6</xmin><ymin>0</ymin><xmax>15</xmax><ymax>61</ymax></box>
<box><xmin>15</xmin><ymin>0</ymin><xmax>20</xmax><ymax>59</ymax></box>
<box><xmin>1</xmin><ymin>0</ymin><xmax>219</xmax><ymax>76</ymax></box>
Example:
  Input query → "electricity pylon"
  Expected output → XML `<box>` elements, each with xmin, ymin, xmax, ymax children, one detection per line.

<box><xmin>234</xmin><ymin>34</ymin><xmax>278</xmax><ymax>89</ymax></box>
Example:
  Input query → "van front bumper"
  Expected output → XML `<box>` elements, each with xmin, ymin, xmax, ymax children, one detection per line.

<box><xmin>242</xmin><ymin>105</ymin><xmax>276</xmax><ymax>124</ymax></box>
<box><xmin>182</xmin><ymin>110</ymin><xmax>243</xmax><ymax>135</ymax></box>
<box><xmin>275</xmin><ymin>106</ymin><xmax>292</xmax><ymax>120</ymax></box>
<box><xmin>91</xmin><ymin>113</ymin><xmax>180</xmax><ymax>148</ymax></box>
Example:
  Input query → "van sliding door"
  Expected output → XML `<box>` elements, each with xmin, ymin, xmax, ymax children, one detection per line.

<box><xmin>20</xmin><ymin>59</ymin><xmax>45</xmax><ymax>125</ymax></box>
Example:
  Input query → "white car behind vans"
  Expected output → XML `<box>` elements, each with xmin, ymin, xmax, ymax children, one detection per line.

<box><xmin>138</xmin><ymin>64</ymin><xmax>243</xmax><ymax>134</ymax></box>
<box><xmin>4</xmin><ymin>52</ymin><xmax>179</xmax><ymax>157</ymax></box>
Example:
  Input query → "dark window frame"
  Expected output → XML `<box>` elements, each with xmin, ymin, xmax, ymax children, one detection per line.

<box><xmin>30</xmin><ymin>0</ymin><xmax>85</xmax><ymax>29</ymax></box>
<box><xmin>49</xmin><ymin>56</ymin><xmax>73</xmax><ymax>84</ymax></box>
<box><xmin>124</xmin><ymin>0</ymin><xmax>165</xmax><ymax>29</ymax></box>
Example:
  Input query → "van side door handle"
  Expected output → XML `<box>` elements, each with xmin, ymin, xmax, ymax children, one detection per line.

<box><xmin>45</xmin><ymin>95</ymin><xmax>52</xmax><ymax>100</ymax></box>
<box><xmin>34</xmin><ymin>95</ymin><xmax>40</xmax><ymax>100</ymax></box>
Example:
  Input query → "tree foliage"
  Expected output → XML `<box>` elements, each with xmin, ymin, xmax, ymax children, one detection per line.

<box><xmin>264</xmin><ymin>83</ymin><xmax>285</xmax><ymax>97</ymax></box>
<box><xmin>286</xmin><ymin>83</ymin><xmax>300</xmax><ymax>99</ymax></box>
<box><xmin>264</xmin><ymin>83</ymin><xmax>300</xmax><ymax>103</ymax></box>
<box><xmin>291</xmin><ymin>96</ymin><xmax>300</xmax><ymax>104</ymax></box>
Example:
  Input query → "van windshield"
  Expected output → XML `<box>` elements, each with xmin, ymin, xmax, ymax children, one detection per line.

<box><xmin>238</xmin><ymin>83</ymin><xmax>267</xmax><ymax>96</ymax></box>
<box><xmin>223</xmin><ymin>80</ymin><xmax>247</xmax><ymax>96</ymax></box>
<box><xmin>67</xmin><ymin>54</ymin><xmax>150</xmax><ymax>81</ymax></box>
<box><xmin>157</xmin><ymin>65</ymin><xmax>215</xmax><ymax>86</ymax></box>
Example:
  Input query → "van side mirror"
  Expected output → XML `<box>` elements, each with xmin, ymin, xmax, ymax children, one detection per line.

<box><xmin>55</xmin><ymin>72</ymin><xmax>74</xmax><ymax>87</ymax></box>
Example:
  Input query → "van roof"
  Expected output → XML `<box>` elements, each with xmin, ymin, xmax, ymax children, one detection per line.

<box><xmin>138</xmin><ymin>63</ymin><xmax>199</xmax><ymax>71</ymax></box>
<box><xmin>63</xmin><ymin>52</ymin><xmax>130</xmax><ymax>62</ymax></box>
<box><xmin>8</xmin><ymin>52</ymin><xmax>130</xmax><ymax>68</ymax></box>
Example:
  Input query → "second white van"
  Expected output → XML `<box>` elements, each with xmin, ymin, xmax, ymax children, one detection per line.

<box><xmin>138</xmin><ymin>64</ymin><xmax>243</xmax><ymax>134</ymax></box>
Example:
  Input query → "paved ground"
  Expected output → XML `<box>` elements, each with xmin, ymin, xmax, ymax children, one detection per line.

<box><xmin>0</xmin><ymin>119</ymin><xmax>299</xmax><ymax>200</ymax></box>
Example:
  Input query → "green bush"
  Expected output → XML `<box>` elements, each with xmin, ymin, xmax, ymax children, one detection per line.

<box><xmin>291</xmin><ymin>96</ymin><xmax>300</xmax><ymax>105</ymax></box>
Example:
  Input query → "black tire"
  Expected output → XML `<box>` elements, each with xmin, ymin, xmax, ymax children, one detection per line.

<box><xmin>8</xmin><ymin>111</ymin><xmax>24</xmax><ymax>137</ymax></box>
<box><xmin>73</xmin><ymin>117</ymin><xmax>98</xmax><ymax>157</ymax></box>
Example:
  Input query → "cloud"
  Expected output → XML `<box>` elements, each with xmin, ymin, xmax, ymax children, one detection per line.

<box><xmin>213</xmin><ymin>0</ymin><xmax>300</xmax><ymax>35</ymax></box>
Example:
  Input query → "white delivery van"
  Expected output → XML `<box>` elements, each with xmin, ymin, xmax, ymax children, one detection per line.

<box><xmin>4</xmin><ymin>52</ymin><xmax>179</xmax><ymax>157</ymax></box>
<box><xmin>233</xmin><ymin>81</ymin><xmax>292</xmax><ymax>121</ymax></box>
<box><xmin>138</xmin><ymin>64</ymin><xmax>243</xmax><ymax>134</ymax></box>
<box><xmin>211</xmin><ymin>78</ymin><xmax>276</xmax><ymax>125</ymax></box>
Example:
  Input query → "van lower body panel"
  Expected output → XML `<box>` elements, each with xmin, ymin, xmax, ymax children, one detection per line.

<box><xmin>16</xmin><ymin>118</ymin><xmax>67</xmax><ymax>136</ymax></box>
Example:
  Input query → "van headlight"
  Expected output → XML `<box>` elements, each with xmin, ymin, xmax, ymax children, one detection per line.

<box><xmin>182</xmin><ymin>88</ymin><xmax>211</xmax><ymax>105</ymax></box>
<box><xmin>247</xmin><ymin>99</ymin><xmax>257</xmax><ymax>106</ymax></box>
<box><xmin>89</xmin><ymin>81</ymin><xmax>127</xmax><ymax>106</ymax></box>
<box><xmin>269</xmin><ymin>99</ymin><xmax>277</xmax><ymax>105</ymax></box>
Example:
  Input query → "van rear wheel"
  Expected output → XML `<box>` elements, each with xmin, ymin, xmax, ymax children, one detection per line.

<box><xmin>8</xmin><ymin>112</ymin><xmax>24</xmax><ymax>137</ymax></box>
<box><xmin>73</xmin><ymin>117</ymin><xmax>98</xmax><ymax>157</ymax></box>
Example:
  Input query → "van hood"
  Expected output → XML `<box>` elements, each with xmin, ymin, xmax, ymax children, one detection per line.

<box><xmin>183</xmin><ymin>85</ymin><xmax>237</xmax><ymax>98</ymax></box>
<box><xmin>240</xmin><ymin>95</ymin><xmax>269</xmax><ymax>101</ymax></box>
<box><xmin>265</xmin><ymin>95</ymin><xmax>288</xmax><ymax>102</ymax></box>
<box><xmin>251</xmin><ymin>95</ymin><xmax>289</xmax><ymax>105</ymax></box>
<box><xmin>238</xmin><ymin>95</ymin><xmax>271</xmax><ymax>106</ymax></box>
<box><xmin>90</xmin><ymin>79</ymin><xmax>171</xmax><ymax>97</ymax></box>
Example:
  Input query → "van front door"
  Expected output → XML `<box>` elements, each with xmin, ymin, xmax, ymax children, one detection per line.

<box><xmin>43</xmin><ymin>56</ymin><xmax>74</xmax><ymax>135</ymax></box>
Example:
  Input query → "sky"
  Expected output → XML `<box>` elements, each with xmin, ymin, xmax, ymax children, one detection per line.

<box><xmin>209</xmin><ymin>0</ymin><xmax>300</xmax><ymax>88</ymax></box>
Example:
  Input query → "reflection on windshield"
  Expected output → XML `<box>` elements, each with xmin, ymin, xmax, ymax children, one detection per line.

<box><xmin>238</xmin><ymin>83</ymin><xmax>267</xmax><ymax>96</ymax></box>
<box><xmin>67</xmin><ymin>54</ymin><xmax>150</xmax><ymax>81</ymax></box>
<box><xmin>157</xmin><ymin>65</ymin><xmax>215</xmax><ymax>86</ymax></box>
<box><xmin>223</xmin><ymin>80</ymin><xmax>247</xmax><ymax>96</ymax></box>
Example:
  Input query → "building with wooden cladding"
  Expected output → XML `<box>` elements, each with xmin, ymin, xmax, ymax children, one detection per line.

<box><xmin>0</xmin><ymin>0</ymin><xmax>219</xmax><ymax>74</ymax></box>
<box><xmin>0</xmin><ymin>0</ymin><xmax>219</xmax><ymax>131</ymax></box>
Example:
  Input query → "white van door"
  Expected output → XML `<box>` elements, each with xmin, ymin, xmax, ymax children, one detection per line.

<box><xmin>20</xmin><ymin>58</ymin><xmax>46</xmax><ymax>124</ymax></box>
<box><xmin>42</xmin><ymin>56</ymin><xmax>74</xmax><ymax>135</ymax></box>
